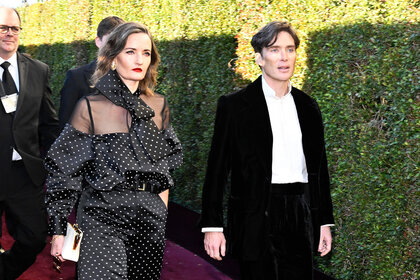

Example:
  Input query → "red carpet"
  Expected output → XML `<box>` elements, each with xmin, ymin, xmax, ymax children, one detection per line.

<box><xmin>1</xmin><ymin>215</ymin><xmax>231</xmax><ymax>280</ymax></box>
<box><xmin>2</xmin><ymin>203</ymin><xmax>336</xmax><ymax>280</ymax></box>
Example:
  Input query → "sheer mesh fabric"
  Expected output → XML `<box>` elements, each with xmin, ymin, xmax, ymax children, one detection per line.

<box><xmin>70</xmin><ymin>93</ymin><xmax>170</xmax><ymax>135</ymax></box>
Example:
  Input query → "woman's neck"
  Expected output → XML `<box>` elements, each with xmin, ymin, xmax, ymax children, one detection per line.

<box><xmin>121</xmin><ymin>78</ymin><xmax>139</xmax><ymax>94</ymax></box>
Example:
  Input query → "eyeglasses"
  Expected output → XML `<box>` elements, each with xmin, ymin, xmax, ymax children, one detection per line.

<box><xmin>0</xmin><ymin>25</ymin><xmax>22</xmax><ymax>35</ymax></box>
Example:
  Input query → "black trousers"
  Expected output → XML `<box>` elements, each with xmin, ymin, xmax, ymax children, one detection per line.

<box><xmin>240</xmin><ymin>183</ymin><xmax>314</xmax><ymax>280</ymax></box>
<box><xmin>0</xmin><ymin>161</ymin><xmax>47</xmax><ymax>280</ymax></box>
<box><xmin>77</xmin><ymin>186</ymin><xmax>167</xmax><ymax>279</ymax></box>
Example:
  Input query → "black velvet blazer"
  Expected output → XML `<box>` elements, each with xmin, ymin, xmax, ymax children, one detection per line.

<box><xmin>200</xmin><ymin>76</ymin><xmax>334</xmax><ymax>260</ymax></box>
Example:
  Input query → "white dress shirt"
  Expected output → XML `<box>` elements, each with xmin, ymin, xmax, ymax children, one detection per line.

<box><xmin>0</xmin><ymin>53</ymin><xmax>22</xmax><ymax>161</ymax></box>
<box><xmin>262</xmin><ymin>76</ymin><xmax>308</xmax><ymax>184</ymax></box>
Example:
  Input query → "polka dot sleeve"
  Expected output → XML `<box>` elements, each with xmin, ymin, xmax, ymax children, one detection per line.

<box><xmin>44</xmin><ymin>124</ymin><xmax>94</xmax><ymax>235</ymax></box>
<box><xmin>162</xmin><ymin>125</ymin><xmax>183</xmax><ymax>171</ymax></box>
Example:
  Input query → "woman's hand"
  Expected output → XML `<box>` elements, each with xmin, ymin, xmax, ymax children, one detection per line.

<box><xmin>50</xmin><ymin>235</ymin><xmax>65</xmax><ymax>262</ymax></box>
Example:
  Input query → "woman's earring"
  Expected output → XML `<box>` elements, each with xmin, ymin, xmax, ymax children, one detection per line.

<box><xmin>111</xmin><ymin>61</ymin><xmax>116</xmax><ymax>70</ymax></box>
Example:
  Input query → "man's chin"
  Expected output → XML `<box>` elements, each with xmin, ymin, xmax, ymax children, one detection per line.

<box><xmin>0</xmin><ymin>46</ymin><xmax>18</xmax><ymax>56</ymax></box>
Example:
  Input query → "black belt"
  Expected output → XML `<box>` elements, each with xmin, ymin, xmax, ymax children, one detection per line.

<box><xmin>121</xmin><ymin>180</ymin><xmax>158</xmax><ymax>194</ymax></box>
<box><xmin>271</xmin><ymin>182</ymin><xmax>307</xmax><ymax>195</ymax></box>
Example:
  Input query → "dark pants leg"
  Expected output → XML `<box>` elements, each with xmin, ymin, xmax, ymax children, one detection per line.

<box><xmin>0</xmin><ymin>161</ymin><xmax>48</xmax><ymax>280</ymax></box>
<box><xmin>240</xmin><ymin>183</ymin><xmax>314</xmax><ymax>280</ymax></box>
<box><xmin>239</xmin><ymin>250</ymin><xmax>277</xmax><ymax>280</ymax></box>
<box><xmin>78</xmin><ymin>188</ymin><xmax>167</xmax><ymax>280</ymax></box>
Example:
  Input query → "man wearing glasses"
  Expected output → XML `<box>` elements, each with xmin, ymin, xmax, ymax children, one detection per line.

<box><xmin>0</xmin><ymin>7</ymin><xmax>58</xmax><ymax>280</ymax></box>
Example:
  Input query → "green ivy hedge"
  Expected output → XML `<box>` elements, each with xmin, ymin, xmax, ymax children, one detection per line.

<box><xmin>17</xmin><ymin>0</ymin><xmax>418</xmax><ymax>279</ymax></box>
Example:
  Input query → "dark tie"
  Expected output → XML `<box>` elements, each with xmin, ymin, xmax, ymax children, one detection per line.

<box><xmin>1</xmin><ymin>61</ymin><xmax>18</xmax><ymax>95</ymax></box>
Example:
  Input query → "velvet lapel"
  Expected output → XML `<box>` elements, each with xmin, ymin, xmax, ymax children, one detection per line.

<box><xmin>14</xmin><ymin>52</ymin><xmax>28</xmax><ymax>119</ymax></box>
<box><xmin>241</xmin><ymin>76</ymin><xmax>273</xmax><ymax>177</ymax></box>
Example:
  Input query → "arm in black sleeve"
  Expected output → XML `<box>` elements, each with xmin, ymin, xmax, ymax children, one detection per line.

<box><xmin>200</xmin><ymin>96</ymin><xmax>232</xmax><ymax>228</ymax></box>
<box><xmin>58</xmin><ymin>69</ymin><xmax>83</xmax><ymax>130</ymax></box>
<box><xmin>38</xmin><ymin>65</ymin><xmax>59</xmax><ymax>154</ymax></box>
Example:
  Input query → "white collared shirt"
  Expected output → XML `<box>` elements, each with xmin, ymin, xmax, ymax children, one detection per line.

<box><xmin>1</xmin><ymin>53</ymin><xmax>22</xmax><ymax>161</ymax></box>
<box><xmin>0</xmin><ymin>53</ymin><xmax>20</xmax><ymax>92</ymax></box>
<box><xmin>262</xmin><ymin>77</ymin><xmax>333</xmax><ymax>228</ymax></box>
<box><xmin>262</xmin><ymin>76</ymin><xmax>308</xmax><ymax>184</ymax></box>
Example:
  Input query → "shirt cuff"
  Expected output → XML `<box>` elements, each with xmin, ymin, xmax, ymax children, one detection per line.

<box><xmin>201</xmin><ymin>227</ymin><xmax>223</xmax><ymax>233</ymax></box>
<box><xmin>321</xmin><ymin>224</ymin><xmax>335</xmax><ymax>227</ymax></box>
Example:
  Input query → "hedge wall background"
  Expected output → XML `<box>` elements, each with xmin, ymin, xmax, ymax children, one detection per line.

<box><xmin>16</xmin><ymin>0</ymin><xmax>418</xmax><ymax>279</ymax></box>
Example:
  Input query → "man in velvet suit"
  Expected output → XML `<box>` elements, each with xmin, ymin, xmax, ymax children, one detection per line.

<box><xmin>200</xmin><ymin>21</ymin><xmax>334</xmax><ymax>279</ymax></box>
<box><xmin>0</xmin><ymin>7</ymin><xmax>59</xmax><ymax>279</ymax></box>
<box><xmin>58</xmin><ymin>16</ymin><xmax>124</xmax><ymax>129</ymax></box>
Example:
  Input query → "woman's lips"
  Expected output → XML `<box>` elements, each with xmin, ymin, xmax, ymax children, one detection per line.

<box><xmin>132</xmin><ymin>68</ymin><xmax>142</xmax><ymax>72</ymax></box>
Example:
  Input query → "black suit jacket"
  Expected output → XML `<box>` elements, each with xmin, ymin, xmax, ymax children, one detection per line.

<box><xmin>200</xmin><ymin>76</ymin><xmax>334</xmax><ymax>260</ymax></box>
<box><xmin>58</xmin><ymin>60</ymin><xmax>96</xmax><ymax>129</ymax></box>
<box><xmin>0</xmin><ymin>52</ymin><xmax>59</xmax><ymax>186</ymax></box>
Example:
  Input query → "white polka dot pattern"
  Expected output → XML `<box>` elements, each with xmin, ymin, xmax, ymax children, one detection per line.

<box><xmin>78</xmin><ymin>187</ymin><xmax>168</xmax><ymax>279</ymax></box>
<box><xmin>44</xmin><ymin>70</ymin><xmax>183</xmax><ymax>279</ymax></box>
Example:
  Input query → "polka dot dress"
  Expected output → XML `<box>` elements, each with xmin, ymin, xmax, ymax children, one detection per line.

<box><xmin>45</xmin><ymin>70</ymin><xmax>183</xmax><ymax>279</ymax></box>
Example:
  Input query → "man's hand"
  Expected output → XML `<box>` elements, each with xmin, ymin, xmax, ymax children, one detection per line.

<box><xmin>318</xmin><ymin>226</ymin><xmax>332</xmax><ymax>256</ymax></box>
<box><xmin>204</xmin><ymin>232</ymin><xmax>226</xmax><ymax>261</ymax></box>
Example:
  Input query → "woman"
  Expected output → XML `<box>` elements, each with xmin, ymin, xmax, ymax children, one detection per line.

<box><xmin>46</xmin><ymin>22</ymin><xmax>183</xmax><ymax>279</ymax></box>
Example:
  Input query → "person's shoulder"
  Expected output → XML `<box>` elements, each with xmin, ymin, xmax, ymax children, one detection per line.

<box><xmin>291</xmin><ymin>86</ymin><xmax>317</xmax><ymax>103</ymax></box>
<box><xmin>151</xmin><ymin>92</ymin><xmax>165</xmax><ymax>100</ymax></box>
<box><xmin>291</xmin><ymin>87</ymin><xmax>322</xmax><ymax>115</ymax></box>
<box><xmin>85</xmin><ymin>92</ymin><xmax>109</xmax><ymax>104</ymax></box>
<box><xmin>68</xmin><ymin>60</ymin><xmax>96</xmax><ymax>75</ymax></box>
<box><xmin>142</xmin><ymin>92</ymin><xmax>166</xmax><ymax>111</ymax></box>
<box><xmin>18</xmin><ymin>52</ymin><xmax>48</xmax><ymax>70</ymax></box>
<box><xmin>73</xmin><ymin>93</ymin><xmax>108</xmax><ymax>117</ymax></box>
<box><xmin>223</xmin><ymin>77</ymin><xmax>260</xmax><ymax>103</ymax></box>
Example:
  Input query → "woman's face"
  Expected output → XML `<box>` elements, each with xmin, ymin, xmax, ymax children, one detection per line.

<box><xmin>114</xmin><ymin>32</ymin><xmax>152</xmax><ymax>92</ymax></box>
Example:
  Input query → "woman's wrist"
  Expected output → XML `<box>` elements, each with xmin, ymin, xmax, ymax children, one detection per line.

<box><xmin>50</xmin><ymin>235</ymin><xmax>64</xmax><ymax>244</ymax></box>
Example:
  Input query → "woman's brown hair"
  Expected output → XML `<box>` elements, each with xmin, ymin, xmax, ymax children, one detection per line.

<box><xmin>91</xmin><ymin>22</ymin><xmax>160</xmax><ymax>96</ymax></box>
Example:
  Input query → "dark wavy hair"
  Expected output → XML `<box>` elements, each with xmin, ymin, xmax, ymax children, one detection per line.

<box><xmin>251</xmin><ymin>21</ymin><xmax>300</xmax><ymax>56</ymax></box>
<box><xmin>91</xmin><ymin>22</ymin><xmax>160</xmax><ymax>96</ymax></box>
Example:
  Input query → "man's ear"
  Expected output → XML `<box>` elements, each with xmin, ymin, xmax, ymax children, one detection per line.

<box><xmin>255</xmin><ymin>52</ymin><xmax>262</xmax><ymax>67</ymax></box>
<box><xmin>94</xmin><ymin>37</ymin><xmax>102</xmax><ymax>49</ymax></box>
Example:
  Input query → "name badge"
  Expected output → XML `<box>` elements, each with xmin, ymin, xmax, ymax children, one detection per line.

<box><xmin>1</xmin><ymin>93</ymin><xmax>18</xmax><ymax>113</ymax></box>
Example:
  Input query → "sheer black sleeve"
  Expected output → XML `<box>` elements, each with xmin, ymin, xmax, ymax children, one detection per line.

<box><xmin>160</xmin><ymin>97</ymin><xmax>183</xmax><ymax>171</ymax></box>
